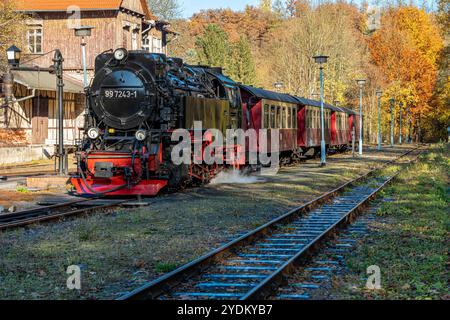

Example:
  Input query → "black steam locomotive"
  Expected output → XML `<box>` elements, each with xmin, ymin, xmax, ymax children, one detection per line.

<box><xmin>72</xmin><ymin>48</ymin><xmax>241</xmax><ymax>195</ymax></box>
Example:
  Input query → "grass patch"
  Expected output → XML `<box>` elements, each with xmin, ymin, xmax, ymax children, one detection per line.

<box><xmin>77</xmin><ymin>225</ymin><xmax>100</xmax><ymax>242</ymax></box>
<box><xmin>154</xmin><ymin>262</ymin><xmax>178</xmax><ymax>273</ymax></box>
<box><xmin>16</xmin><ymin>186</ymin><xmax>29</xmax><ymax>193</ymax></box>
<box><xmin>335</xmin><ymin>144</ymin><xmax>449</xmax><ymax>300</ymax></box>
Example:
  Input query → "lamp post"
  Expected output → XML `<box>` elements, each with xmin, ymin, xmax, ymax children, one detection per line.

<box><xmin>408</xmin><ymin>106</ymin><xmax>412</xmax><ymax>144</ymax></box>
<box><xmin>6</xmin><ymin>45</ymin><xmax>66</xmax><ymax>175</ymax></box>
<box><xmin>399</xmin><ymin>101</ymin><xmax>403</xmax><ymax>145</ymax></box>
<box><xmin>273</xmin><ymin>81</ymin><xmax>284</xmax><ymax>93</ymax></box>
<box><xmin>313</xmin><ymin>55</ymin><xmax>329</xmax><ymax>167</ymax></box>
<box><xmin>376</xmin><ymin>90</ymin><xmax>382</xmax><ymax>151</ymax></box>
<box><xmin>74</xmin><ymin>26</ymin><xmax>94</xmax><ymax>88</ymax></box>
<box><xmin>356</xmin><ymin>79</ymin><xmax>366</xmax><ymax>156</ymax></box>
<box><xmin>389</xmin><ymin>98</ymin><xmax>395</xmax><ymax>147</ymax></box>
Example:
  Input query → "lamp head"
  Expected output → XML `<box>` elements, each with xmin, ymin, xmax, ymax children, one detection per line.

<box><xmin>273</xmin><ymin>81</ymin><xmax>284</xmax><ymax>89</ymax></box>
<box><xmin>356</xmin><ymin>79</ymin><xmax>366</xmax><ymax>87</ymax></box>
<box><xmin>6</xmin><ymin>45</ymin><xmax>21</xmax><ymax>67</ymax></box>
<box><xmin>313</xmin><ymin>55</ymin><xmax>329</xmax><ymax>65</ymax></box>
<box><xmin>74</xmin><ymin>26</ymin><xmax>94</xmax><ymax>37</ymax></box>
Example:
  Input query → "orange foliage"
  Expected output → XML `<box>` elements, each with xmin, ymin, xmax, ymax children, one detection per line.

<box><xmin>188</xmin><ymin>6</ymin><xmax>280</xmax><ymax>46</ymax></box>
<box><xmin>368</xmin><ymin>6</ymin><xmax>444</xmax><ymax>117</ymax></box>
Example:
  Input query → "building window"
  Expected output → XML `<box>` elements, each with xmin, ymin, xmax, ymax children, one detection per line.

<box><xmin>27</xmin><ymin>28</ymin><xmax>42</xmax><ymax>54</ymax></box>
<box><xmin>152</xmin><ymin>37</ymin><xmax>162</xmax><ymax>53</ymax></box>
<box><xmin>132</xmin><ymin>31</ymin><xmax>138</xmax><ymax>50</ymax></box>
<box><xmin>143</xmin><ymin>36</ymin><xmax>151</xmax><ymax>51</ymax></box>
<box><xmin>142</xmin><ymin>35</ymin><xmax>162</xmax><ymax>53</ymax></box>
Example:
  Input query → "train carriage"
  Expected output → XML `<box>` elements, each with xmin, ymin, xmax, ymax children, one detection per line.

<box><xmin>240</xmin><ymin>85</ymin><xmax>298</xmax><ymax>155</ymax></box>
<box><xmin>330</xmin><ymin>108</ymin><xmax>349</xmax><ymax>147</ymax></box>
<box><xmin>295</xmin><ymin>98</ymin><xmax>333</xmax><ymax>152</ymax></box>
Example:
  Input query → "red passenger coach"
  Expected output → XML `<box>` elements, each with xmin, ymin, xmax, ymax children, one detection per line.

<box><xmin>330</xmin><ymin>109</ymin><xmax>349</xmax><ymax>147</ymax></box>
<box><xmin>240</xmin><ymin>86</ymin><xmax>299</xmax><ymax>155</ymax></box>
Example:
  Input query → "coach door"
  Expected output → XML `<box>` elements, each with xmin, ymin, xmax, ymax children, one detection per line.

<box><xmin>31</xmin><ymin>97</ymin><xmax>49</xmax><ymax>145</ymax></box>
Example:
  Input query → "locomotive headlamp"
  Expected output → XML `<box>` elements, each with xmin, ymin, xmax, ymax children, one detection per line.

<box><xmin>114</xmin><ymin>48</ymin><xmax>128</xmax><ymax>61</ymax></box>
<box><xmin>87</xmin><ymin>127</ymin><xmax>100</xmax><ymax>140</ymax></box>
<box><xmin>135</xmin><ymin>130</ymin><xmax>147</xmax><ymax>141</ymax></box>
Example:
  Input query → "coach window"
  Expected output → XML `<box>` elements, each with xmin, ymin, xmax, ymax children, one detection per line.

<box><xmin>306</xmin><ymin>108</ymin><xmax>309</xmax><ymax>129</ymax></box>
<box><xmin>281</xmin><ymin>106</ymin><xmax>286</xmax><ymax>129</ymax></box>
<box><xmin>287</xmin><ymin>107</ymin><xmax>292</xmax><ymax>129</ymax></box>
<box><xmin>264</xmin><ymin>104</ymin><xmax>269</xmax><ymax>128</ymax></box>
<box><xmin>293</xmin><ymin>107</ymin><xmax>297</xmax><ymax>129</ymax></box>
<box><xmin>274</xmin><ymin>106</ymin><xmax>280</xmax><ymax>129</ymax></box>
<box><xmin>314</xmin><ymin>110</ymin><xmax>318</xmax><ymax>129</ymax></box>
<box><xmin>314</xmin><ymin>109</ymin><xmax>316</xmax><ymax>128</ymax></box>
<box><xmin>270</xmin><ymin>105</ymin><xmax>276</xmax><ymax>128</ymax></box>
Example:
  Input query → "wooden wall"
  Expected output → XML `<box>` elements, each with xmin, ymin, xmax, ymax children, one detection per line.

<box><xmin>25</xmin><ymin>11</ymin><xmax>118</xmax><ymax>70</ymax></box>
<box><xmin>23</xmin><ymin>8</ymin><xmax>157</xmax><ymax>70</ymax></box>
<box><xmin>1</xmin><ymin>83</ymin><xmax>84</xmax><ymax>145</ymax></box>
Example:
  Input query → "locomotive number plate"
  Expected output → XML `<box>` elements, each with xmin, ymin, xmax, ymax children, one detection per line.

<box><xmin>103</xmin><ymin>90</ymin><xmax>138</xmax><ymax>99</ymax></box>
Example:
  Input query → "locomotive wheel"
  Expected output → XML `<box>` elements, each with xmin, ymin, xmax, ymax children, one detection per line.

<box><xmin>167</xmin><ymin>164</ymin><xmax>190</xmax><ymax>189</ymax></box>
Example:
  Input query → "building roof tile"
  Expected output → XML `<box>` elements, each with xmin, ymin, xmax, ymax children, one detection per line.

<box><xmin>15</xmin><ymin>0</ymin><xmax>154</xmax><ymax>19</ymax></box>
<box><xmin>16</xmin><ymin>0</ymin><xmax>123</xmax><ymax>11</ymax></box>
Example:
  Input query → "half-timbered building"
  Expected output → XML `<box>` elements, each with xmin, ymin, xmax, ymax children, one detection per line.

<box><xmin>0</xmin><ymin>0</ymin><xmax>172</xmax><ymax>163</ymax></box>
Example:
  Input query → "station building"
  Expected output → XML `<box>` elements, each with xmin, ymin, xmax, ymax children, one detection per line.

<box><xmin>0</xmin><ymin>0</ymin><xmax>174</xmax><ymax>164</ymax></box>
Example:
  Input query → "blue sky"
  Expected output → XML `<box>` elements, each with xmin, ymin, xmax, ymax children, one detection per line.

<box><xmin>181</xmin><ymin>0</ymin><xmax>261</xmax><ymax>18</ymax></box>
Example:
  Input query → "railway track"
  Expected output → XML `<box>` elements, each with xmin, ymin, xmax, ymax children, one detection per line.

<box><xmin>119</xmin><ymin>146</ymin><xmax>424</xmax><ymax>300</ymax></box>
<box><xmin>0</xmin><ymin>198</ymin><xmax>130</xmax><ymax>231</ymax></box>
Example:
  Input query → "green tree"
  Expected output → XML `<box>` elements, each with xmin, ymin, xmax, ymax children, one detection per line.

<box><xmin>228</xmin><ymin>36</ymin><xmax>257</xmax><ymax>85</ymax></box>
<box><xmin>195</xmin><ymin>24</ymin><xmax>231</xmax><ymax>68</ymax></box>
<box><xmin>147</xmin><ymin>0</ymin><xmax>182</xmax><ymax>21</ymax></box>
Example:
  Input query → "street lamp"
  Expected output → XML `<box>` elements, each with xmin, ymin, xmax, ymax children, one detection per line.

<box><xmin>313</xmin><ymin>55</ymin><xmax>329</xmax><ymax>167</ymax></box>
<box><xmin>6</xmin><ymin>45</ymin><xmax>21</xmax><ymax>67</ymax></box>
<box><xmin>5</xmin><ymin>45</ymin><xmax>66</xmax><ymax>175</ymax></box>
<box><xmin>376</xmin><ymin>89</ymin><xmax>382</xmax><ymax>151</ymax></box>
<box><xmin>74</xmin><ymin>26</ymin><xmax>94</xmax><ymax>88</ymax></box>
<box><xmin>334</xmin><ymin>100</ymin><xmax>340</xmax><ymax>106</ymax></box>
<box><xmin>273</xmin><ymin>81</ymin><xmax>284</xmax><ymax>92</ymax></box>
<box><xmin>356</xmin><ymin>79</ymin><xmax>366</xmax><ymax>156</ymax></box>
<box><xmin>389</xmin><ymin>98</ymin><xmax>395</xmax><ymax>147</ymax></box>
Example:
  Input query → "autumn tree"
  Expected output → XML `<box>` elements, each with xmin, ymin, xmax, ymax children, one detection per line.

<box><xmin>260</xmin><ymin>0</ymin><xmax>273</xmax><ymax>12</ymax></box>
<box><xmin>368</xmin><ymin>6</ymin><xmax>444</xmax><ymax>141</ymax></box>
<box><xmin>260</xmin><ymin>2</ymin><xmax>368</xmax><ymax>101</ymax></box>
<box><xmin>0</xmin><ymin>0</ymin><xmax>25</xmax><ymax>72</ymax></box>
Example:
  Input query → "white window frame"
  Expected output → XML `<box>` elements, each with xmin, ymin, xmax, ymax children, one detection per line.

<box><xmin>27</xmin><ymin>27</ymin><xmax>43</xmax><ymax>54</ymax></box>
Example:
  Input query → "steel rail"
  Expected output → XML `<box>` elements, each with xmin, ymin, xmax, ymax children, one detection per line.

<box><xmin>119</xmin><ymin>146</ymin><xmax>423</xmax><ymax>300</ymax></box>
<box><xmin>242</xmin><ymin>169</ymin><xmax>402</xmax><ymax>299</ymax></box>
<box><xmin>0</xmin><ymin>197</ymin><xmax>128</xmax><ymax>231</ymax></box>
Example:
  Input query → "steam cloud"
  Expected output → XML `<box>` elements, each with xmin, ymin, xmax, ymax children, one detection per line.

<box><xmin>210</xmin><ymin>169</ymin><xmax>264</xmax><ymax>185</ymax></box>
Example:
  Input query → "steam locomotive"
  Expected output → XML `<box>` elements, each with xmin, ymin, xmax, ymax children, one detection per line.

<box><xmin>71</xmin><ymin>48</ymin><xmax>359</xmax><ymax>196</ymax></box>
